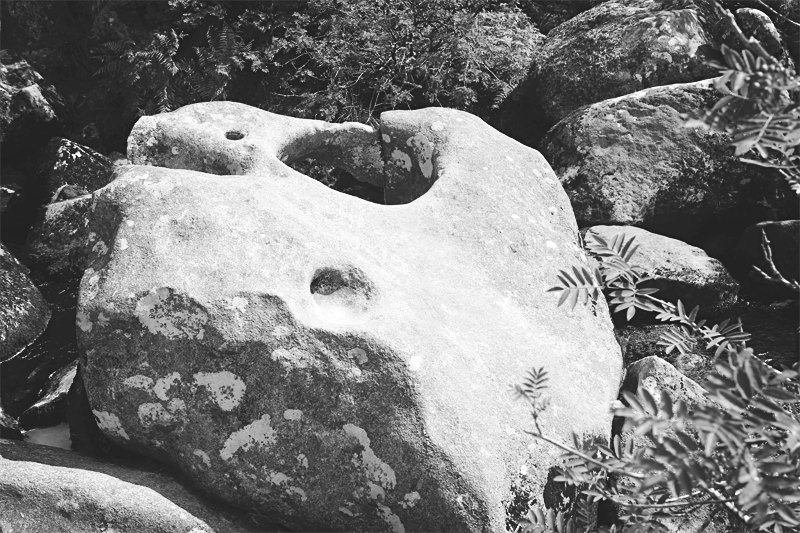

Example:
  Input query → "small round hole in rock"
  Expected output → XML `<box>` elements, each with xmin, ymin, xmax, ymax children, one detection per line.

<box><xmin>310</xmin><ymin>266</ymin><xmax>375</xmax><ymax>325</ymax></box>
<box><xmin>225</xmin><ymin>130</ymin><xmax>245</xmax><ymax>141</ymax></box>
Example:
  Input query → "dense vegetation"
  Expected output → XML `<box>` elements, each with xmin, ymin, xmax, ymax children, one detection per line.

<box><xmin>517</xmin><ymin>229</ymin><xmax>799</xmax><ymax>533</ymax></box>
<box><xmin>2</xmin><ymin>0</ymin><xmax>540</xmax><ymax>150</ymax></box>
<box><xmin>2</xmin><ymin>1</ymin><xmax>798</xmax><ymax>531</ymax></box>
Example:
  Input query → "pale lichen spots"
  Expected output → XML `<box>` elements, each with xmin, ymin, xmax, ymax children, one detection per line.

<box><xmin>382</xmin><ymin>133</ymin><xmax>391</xmax><ymax>143</ymax></box>
<box><xmin>271</xmin><ymin>347</ymin><xmax>316</xmax><ymax>369</ymax></box>
<box><xmin>430</xmin><ymin>121</ymin><xmax>445</xmax><ymax>132</ymax></box>
<box><xmin>154</xmin><ymin>372</ymin><xmax>181</xmax><ymax>401</ymax></box>
<box><xmin>368</xmin><ymin>482</ymin><xmax>385</xmax><ymax>500</ymax></box>
<box><xmin>297</xmin><ymin>453</ymin><xmax>309</xmax><ymax>468</ymax></box>
<box><xmin>138</xmin><ymin>403</ymin><xmax>174</xmax><ymax>427</ymax></box>
<box><xmin>135</xmin><ymin>287</ymin><xmax>208</xmax><ymax>340</ymax></box>
<box><xmin>76</xmin><ymin>310</ymin><xmax>93</xmax><ymax>333</ymax></box>
<box><xmin>348</xmin><ymin>347</ymin><xmax>368</xmax><ymax>365</ymax></box>
<box><xmin>272</xmin><ymin>326</ymin><xmax>292</xmax><ymax>338</ymax></box>
<box><xmin>286</xmin><ymin>486</ymin><xmax>308</xmax><ymax>502</ymax></box>
<box><xmin>377</xmin><ymin>504</ymin><xmax>405</xmax><ymax>533</ymax></box>
<box><xmin>339</xmin><ymin>507</ymin><xmax>356</xmax><ymax>517</ymax></box>
<box><xmin>226</xmin><ymin>296</ymin><xmax>248</xmax><ymax>313</ymax></box>
<box><xmin>92</xmin><ymin>313</ymin><xmax>109</xmax><ymax>329</ymax></box>
<box><xmin>267</xmin><ymin>470</ymin><xmax>291</xmax><ymax>485</ymax></box>
<box><xmin>91</xmin><ymin>239</ymin><xmax>109</xmax><ymax>256</ymax></box>
<box><xmin>546</xmin><ymin>240</ymin><xmax>558</xmax><ymax>250</ymax></box>
<box><xmin>511</xmin><ymin>214</ymin><xmax>520</xmax><ymax>220</ymax></box>
<box><xmin>126</xmin><ymin>220</ymin><xmax>135</xmax><ymax>227</ymax></box>
<box><xmin>171</xmin><ymin>146</ymin><xmax>179</xmax><ymax>155</ymax></box>
<box><xmin>544</xmin><ymin>177</ymin><xmax>557</xmax><ymax>186</ymax></box>
<box><xmin>220</xmin><ymin>414</ymin><xmax>276</xmax><ymax>461</ymax></box>
<box><xmin>93</xmin><ymin>411</ymin><xmax>129</xmax><ymax>440</ymax></box>
<box><xmin>118</xmin><ymin>238</ymin><xmax>128</xmax><ymax>251</ymax></box>
<box><xmin>283</xmin><ymin>409</ymin><xmax>303</xmax><ymax>421</ymax></box>
<box><xmin>193</xmin><ymin>371</ymin><xmax>246</xmax><ymax>411</ymax></box>
<box><xmin>548</xmin><ymin>206</ymin><xmax>558</xmax><ymax>216</ymax></box>
<box><xmin>406</xmin><ymin>133</ymin><xmax>434</xmax><ymax>179</ymax></box>
<box><xmin>391</xmin><ymin>149</ymin><xmax>413</xmax><ymax>171</ymax></box>
<box><xmin>271</xmin><ymin>348</ymin><xmax>291</xmax><ymax>361</ymax></box>
<box><xmin>123</xmin><ymin>375</ymin><xmax>154</xmax><ymax>391</ymax></box>
<box><xmin>83</xmin><ymin>269</ymin><xmax>100</xmax><ymax>301</ymax></box>
<box><xmin>167</xmin><ymin>398</ymin><xmax>186</xmax><ymax>413</ymax></box>
<box><xmin>401</xmin><ymin>491</ymin><xmax>421</xmax><ymax>509</ymax></box>
<box><xmin>407</xmin><ymin>355</ymin><xmax>423</xmax><ymax>371</ymax></box>
<box><xmin>343</xmin><ymin>424</ymin><xmax>397</xmax><ymax>491</ymax></box>
<box><xmin>193</xmin><ymin>449</ymin><xmax>211</xmax><ymax>468</ymax></box>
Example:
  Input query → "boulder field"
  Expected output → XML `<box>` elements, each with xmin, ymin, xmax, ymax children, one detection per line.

<box><xmin>76</xmin><ymin>103</ymin><xmax>623</xmax><ymax>531</ymax></box>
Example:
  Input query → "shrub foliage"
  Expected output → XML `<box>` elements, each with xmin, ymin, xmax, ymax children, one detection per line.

<box><xmin>690</xmin><ymin>8</ymin><xmax>800</xmax><ymax>194</ymax></box>
<box><xmin>517</xmin><ymin>231</ymin><xmax>800</xmax><ymax>533</ymax></box>
<box><xmin>91</xmin><ymin>0</ymin><xmax>539</xmax><ymax>123</ymax></box>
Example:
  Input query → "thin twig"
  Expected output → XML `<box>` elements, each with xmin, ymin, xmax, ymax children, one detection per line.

<box><xmin>525</xmin><ymin>430</ymin><xmax>646</xmax><ymax>480</ymax></box>
<box><xmin>752</xmin><ymin>227</ymin><xmax>800</xmax><ymax>292</ymax></box>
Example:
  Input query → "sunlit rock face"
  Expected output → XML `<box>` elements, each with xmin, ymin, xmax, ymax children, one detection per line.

<box><xmin>77</xmin><ymin>102</ymin><xmax>622</xmax><ymax>532</ymax></box>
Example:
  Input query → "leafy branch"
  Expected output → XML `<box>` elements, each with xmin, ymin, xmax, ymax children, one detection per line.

<box><xmin>547</xmin><ymin>232</ymin><xmax>751</xmax><ymax>358</ymax></box>
<box><xmin>687</xmin><ymin>28</ymin><xmax>800</xmax><ymax>193</ymax></box>
<box><xmin>518</xmin><ymin>227</ymin><xmax>800</xmax><ymax>532</ymax></box>
<box><xmin>516</xmin><ymin>348</ymin><xmax>800</xmax><ymax>533</ymax></box>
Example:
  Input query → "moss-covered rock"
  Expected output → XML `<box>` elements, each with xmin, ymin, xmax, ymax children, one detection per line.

<box><xmin>530</xmin><ymin>0</ymin><xmax>720</xmax><ymax>123</ymax></box>
<box><xmin>541</xmin><ymin>80</ymin><xmax>796</xmax><ymax>242</ymax></box>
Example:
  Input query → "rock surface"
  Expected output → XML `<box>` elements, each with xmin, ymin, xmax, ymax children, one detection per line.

<box><xmin>78</xmin><ymin>102</ymin><xmax>622</xmax><ymax>532</ymax></box>
<box><xmin>541</xmin><ymin>80</ymin><xmax>796</xmax><ymax>241</ymax></box>
<box><xmin>0</xmin><ymin>438</ymin><xmax>270</xmax><ymax>532</ymax></box>
<box><xmin>34</xmin><ymin>138</ymin><xmax>113</xmax><ymax>203</ymax></box>
<box><xmin>1</xmin><ymin>272</ymin><xmax>80</xmax><ymax>416</ymax></box>
<box><xmin>0</xmin><ymin>57</ymin><xmax>64</xmax><ymax>150</ymax></box>
<box><xmin>519</xmin><ymin>0</ymin><xmax>720</xmax><ymax>124</ymax></box>
<box><xmin>617</xmin><ymin>356</ymin><xmax>748</xmax><ymax>532</ymax></box>
<box><xmin>26</xmin><ymin>194</ymin><xmax>93</xmax><ymax>277</ymax></box>
<box><xmin>622</xmin><ymin>356</ymin><xmax>709</xmax><ymax>409</ymax></box>
<box><xmin>0</xmin><ymin>244</ymin><xmax>50</xmax><ymax>363</ymax></box>
<box><xmin>585</xmin><ymin>225</ymin><xmax>739</xmax><ymax>313</ymax></box>
<box><xmin>735</xmin><ymin>8</ymin><xmax>786</xmax><ymax>61</ymax></box>
<box><xmin>615</xmin><ymin>325</ymin><xmax>710</xmax><ymax>383</ymax></box>
<box><xmin>18</xmin><ymin>360</ymin><xmax>76</xmax><ymax>428</ymax></box>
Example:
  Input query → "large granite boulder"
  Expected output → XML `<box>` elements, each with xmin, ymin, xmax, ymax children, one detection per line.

<box><xmin>0</xmin><ymin>244</ymin><xmax>50</xmax><ymax>363</ymax></box>
<box><xmin>584</xmin><ymin>226</ymin><xmax>739</xmax><ymax>314</ymax></box>
<box><xmin>77</xmin><ymin>103</ymin><xmax>623</xmax><ymax>531</ymax></box>
<box><xmin>0</xmin><ymin>439</ymin><xmax>272</xmax><ymax>532</ymax></box>
<box><xmin>541</xmin><ymin>80</ymin><xmax>796</xmax><ymax>242</ymax></box>
<box><xmin>514</xmin><ymin>0</ymin><xmax>720</xmax><ymax>125</ymax></box>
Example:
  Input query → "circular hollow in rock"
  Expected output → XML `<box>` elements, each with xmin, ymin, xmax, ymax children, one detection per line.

<box><xmin>310</xmin><ymin>266</ymin><xmax>375</xmax><ymax>325</ymax></box>
<box><xmin>225</xmin><ymin>130</ymin><xmax>245</xmax><ymax>141</ymax></box>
